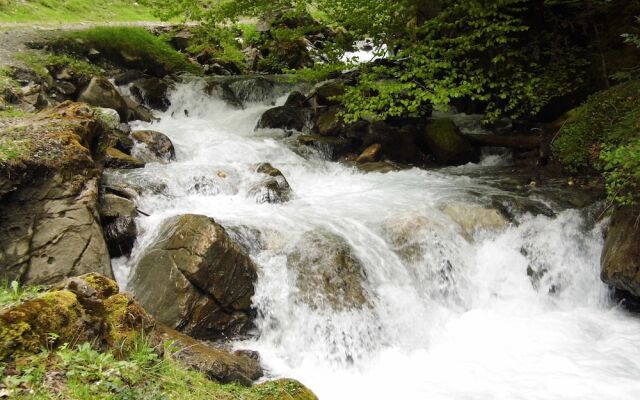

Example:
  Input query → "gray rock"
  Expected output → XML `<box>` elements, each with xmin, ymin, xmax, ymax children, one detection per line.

<box><xmin>248</xmin><ymin>163</ymin><xmax>292</xmax><ymax>203</ymax></box>
<box><xmin>78</xmin><ymin>77</ymin><xmax>129</xmax><ymax>120</ymax></box>
<box><xmin>288</xmin><ymin>230</ymin><xmax>369</xmax><ymax>310</ymax></box>
<box><xmin>0</xmin><ymin>177</ymin><xmax>112</xmax><ymax>285</ymax></box>
<box><xmin>130</xmin><ymin>78</ymin><xmax>172</xmax><ymax>111</ymax></box>
<box><xmin>131</xmin><ymin>130</ymin><xmax>176</xmax><ymax>163</ymax></box>
<box><xmin>130</xmin><ymin>214</ymin><xmax>258</xmax><ymax>340</ymax></box>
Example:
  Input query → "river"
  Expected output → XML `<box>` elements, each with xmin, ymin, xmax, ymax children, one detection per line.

<box><xmin>109</xmin><ymin>78</ymin><xmax>640</xmax><ymax>400</ymax></box>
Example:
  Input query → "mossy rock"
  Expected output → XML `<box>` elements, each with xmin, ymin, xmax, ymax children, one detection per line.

<box><xmin>0</xmin><ymin>290</ymin><xmax>85</xmax><ymax>360</ymax></box>
<box><xmin>423</xmin><ymin>118</ymin><xmax>477</xmax><ymax>165</ymax></box>
<box><xmin>253</xmin><ymin>379</ymin><xmax>318</xmax><ymax>400</ymax></box>
<box><xmin>104</xmin><ymin>292</ymin><xmax>155</xmax><ymax>349</ymax></box>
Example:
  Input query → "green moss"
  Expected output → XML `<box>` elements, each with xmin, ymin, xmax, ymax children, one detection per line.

<box><xmin>426</xmin><ymin>118</ymin><xmax>473</xmax><ymax>153</ymax></box>
<box><xmin>81</xmin><ymin>273</ymin><xmax>119</xmax><ymax>299</ymax></box>
<box><xmin>0</xmin><ymin>290</ymin><xmax>84</xmax><ymax>360</ymax></box>
<box><xmin>552</xmin><ymin>79</ymin><xmax>640</xmax><ymax>171</ymax></box>
<box><xmin>552</xmin><ymin>79</ymin><xmax>640</xmax><ymax>204</ymax></box>
<box><xmin>58</xmin><ymin>27</ymin><xmax>200</xmax><ymax>76</ymax></box>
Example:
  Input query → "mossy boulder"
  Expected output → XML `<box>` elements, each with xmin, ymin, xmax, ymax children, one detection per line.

<box><xmin>423</xmin><ymin>118</ymin><xmax>477</xmax><ymax>165</ymax></box>
<box><xmin>0</xmin><ymin>273</ymin><xmax>268</xmax><ymax>386</ymax></box>
<box><xmin>601</xmin><ymin>206</ymin><xmax>640</xmax><ymax>297</ymax></box>
<box><xmin>254</xmin><ymin>379</ymin><xmax>318</xmax><ymax>400</ymax></box>
<box><xmin>130</xmin><ymin>214</ymin><xmax>258</xmax><ymax>340</ymax></box>
<box><xmin>0</xmin><ymin>102</ymin><xmax>112</xmax><ymax>285</ymax></box>
<box><xmin>0</xmin><ymin>290</ymin><xmax>85</xmax><ymax>360</ymax></box>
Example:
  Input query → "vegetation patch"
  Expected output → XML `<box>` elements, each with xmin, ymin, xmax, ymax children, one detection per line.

<box><xmin>552</xmin><ymin>79</ymin><xmax>640</xmax><ymax>205</ymax></box>
<box><xmin>16</xmin><ymin>51</ymin><xmax>102</xmax><ymax>82</ymax></box>
<box><xmin>0</xmin><ymin>336</ymin><xmax>315</xmax><ymax>399</ymax></box>
<box><xmin>55</xmin><ymin>27</ymin><xmax>200</xmax><ymax>76</ymax></box>
<box><xmin>0</xmin><ymin>0</ymin><xmax>157</xmax><ymax>23</ymax></box>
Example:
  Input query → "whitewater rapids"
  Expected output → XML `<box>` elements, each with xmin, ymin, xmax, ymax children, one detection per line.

<box><xmin>111</xmin><ymin>79</ymin><xmax>640</xmax><ymax>400</ymax></box>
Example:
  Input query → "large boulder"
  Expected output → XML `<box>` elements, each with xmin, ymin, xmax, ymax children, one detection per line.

<box><xmin>130</xmin><ymin>214</ymin><xmax>258</xmax><ymax>340</ymax></box>
<box><xmin>156</xmin><ymin>326</ymin><xmax>262</xmax><ymax>386</ymax></box>
<box><xmin>440</xmin><ymin>201</ymin><xmax>509</xmax><ymax>236</ymax></box>
<box><xmin>78</xmin><ymin>77</ymin><xmax>128</xmax><ymax>120</ymax></box>
<box><xmin>0</xmin><ymin>102</ymin><xmax>112</xmax><ymax>285</ymax></box>
<box><xmin>256</xmin><ymin>106</ymin><xmax>309</xmax><ymax>132</ymax></box>
<box><xmin>423</xmin><ymin>118</ymin><xmax>477</xmax><ymax>165</ymax></box>
<box><xmin>131</xmin><ymin>130</ymin><xmax>176</xmax><ymax>163</ymax></box>
<box><xmin>130</xmin><ymin>77</ymin><xmax>172</xmax><ymax>112</ymax></box>
<box><xmin>601</xmin><ymin>206</ymin><xmax>640</xmax><ymax>297</ymax></box>
<box><xmin>287</xmin><ymin>230</ymin><xmax>369</xmax><ymax>310</ymax></box>
<box><xmin>248</xmin><ymin>163</ymin><xmax>292</xmax><ymax>203</ymax></box>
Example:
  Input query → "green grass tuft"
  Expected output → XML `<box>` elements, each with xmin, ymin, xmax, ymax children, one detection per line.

<box><xmin>0</xmin><ymin>280</ymin><xmax>43</xmax><ymax>309</ymax></box>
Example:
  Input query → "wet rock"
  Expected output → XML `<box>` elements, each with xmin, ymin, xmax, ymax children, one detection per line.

<box><xmin>356</xmin><ymin>143</ymin><xmax>382</xmax><ymax>163</ymax></box>
<box><xmin>130</xmin><ymin>214</ymin><xmax>258</xmax><ymax>340</ymax></box>
<box><xmin>257</xmin><ymin>106</ymin><xmax>309</xmax><ymax>132</ymax></box>
<box><xmin>601</xmin><ymin>206</ymin><xmax>640</xmax><ymax>297</ymax></box>
<box><xmin>54</xmin><ymin>80</ymin><xmax>77</xmax><ymax>96</ymax></box>
<box><xmin>78</xmin><ymin>77</ymin><xmax>129</xmax><ymax>120</ymax></box>
<box><xmin>297</xmin><ymin>134</ymin><xmax>357</xmax><ymax>160</ymax></box>
<box><xmin>156</xmin><ymin>326</ymin><xmax>262</xmax><ymax>386</ymax></box>
<box><xmin>228</xmin><ymin>77</ymin><xmax>276</xmax><ymax>104</ymax></box>
<box><xmin>99</xmin><ymin>193</ymin><xmax>136</xmax><ymax>219</ymax></box>
<box><xmin>423</xmin><ymin>118</ymin><xmax>477</xmax><ymax>165</ymax></box>
<box><xmin>284</xmin><ymin>91</ymin><xmax>308</xmax><ymax>108</ymax></box>
<box><xmin>131</xmin><ymin>130</ymin><xmax>176</xmax><ymax>163</ymax></box>
<box><xmin>124</xmin><ymin>96</ymin><xmax>155</xmax><ymax>123</ymax></box>
<box><xmin>130</xmin><ymin>77</ymin><xmax>172</xmax><ymax>111</ymax></box>
<box><xmin>0</xmin><ymin>103</ymin><xmax>112</xmax><ymax>285</ymax></box>
<box><xmin>103</xmin><ymin>147</ymin><xmax>145</xmax><ymax>169</ymax></box>
<box><xmin>309</xmin><ymin>80</ymin><xmax>345</xmax><ymax>106</ymax></box>
<box><xmin>94</xmin><ymin>107</ymin><xmax>120</xmax><ymax>130</ymax></box>
<box><xmin>313</xmin><ymin>107</ymin><xmax>342</xmax><ymax>136</ymax></box>
<box><xmin>114</xmin><ymin>70</ymin><xmax>146</xmax><ymax>86</ymax></box>
<box><xmin>288</xmin><ymin>230</ymin><xmax>369</xmax><ymax>310</ymax></box>
<box><xmin>354</xmin><ymin>161</ymin><xmax>407</xmax><ymax>174</ymax></box>
<box><xmin>99</xmin><ymin>193</ymin><xmax>137</xmax><ymax>258</ymax></box>
<box><xmin>440</xmin><ymin>201</ymin><xmax>509</xmax><ymax>236</ymax></box>
<box><xmin>249</xmin><ymin>163</ymin><xmax>292</xmax><ymax>203</ymax></box>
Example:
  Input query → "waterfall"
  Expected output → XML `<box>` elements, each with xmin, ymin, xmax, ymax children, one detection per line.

<box><xmin>110</xmin><ymin>79</ymin><xmax>640</xmax><ymax>400</ymax></box>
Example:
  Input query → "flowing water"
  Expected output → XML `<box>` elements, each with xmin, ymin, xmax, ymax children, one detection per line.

<box><xmin>110</xmin><ymin>79</ymin><xmax>640</xmax><ymax>400</ymax></box>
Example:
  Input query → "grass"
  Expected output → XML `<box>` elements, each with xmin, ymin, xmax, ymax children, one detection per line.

<box><xmin>0</xmin><ymin>0</ymin><xmax>158</xmax><ymax>23</ymax></box>
<box><xmin>16</xmin><ymin>51</ymin><xmax>102</xmax><ymax>81</ymax></box>
<box><xmin>0</xmin><ymin>280</ymin><xmax>43</xmax><ymax>309</ymax></box>
<box><xmin>58</xmin><ymin>27</ymin><xmax>200</xmax><ymax>75</ymax></box>
<box><xmin>0</xmin><ymin>333</ymin><xmax>316</xmax><ymax>400</ymax></box>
